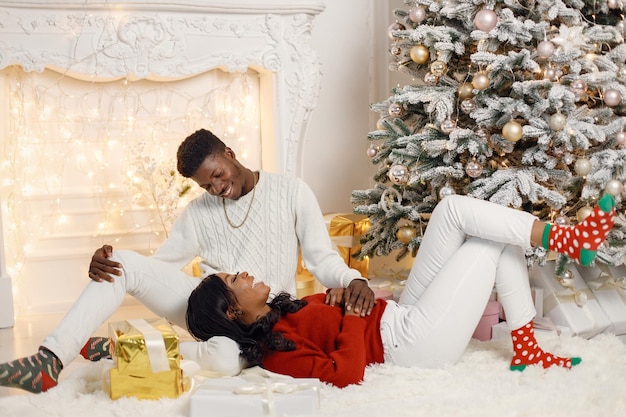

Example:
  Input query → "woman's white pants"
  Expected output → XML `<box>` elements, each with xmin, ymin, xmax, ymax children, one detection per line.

<box><xmin>41</xmin><ymin>251</ymin><xmax>242</xmax><ymax>375</ymax></box>
<box><xmin>380</xmin><ymin>195</ymin><xmax>538</xmax><ymax>368</ymax></box>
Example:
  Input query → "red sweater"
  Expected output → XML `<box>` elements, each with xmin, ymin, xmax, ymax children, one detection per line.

<box><xmin>261</xmin><ymin>293</ymin><xmax>387</xmax><ymax>388</ymax></box>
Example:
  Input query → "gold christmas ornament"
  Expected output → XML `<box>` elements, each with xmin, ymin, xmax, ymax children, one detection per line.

<box><xmin>574</xmin><ymin>157</ymin><xmax>591</xmax><ymax>176</ymax></box>
<box><xmin>576</xmin><ymin>206</ymin><xmax>593</xmax><ymax>222</ymax></box>
<box><xmin>396</xmin><ymin>225</ymin><xmax>417</xmax><ymax>244</ymax></box>
<box><xmin>502</xmin><ymin>121</ymin><xmax>523</xmax><ymax>142</ymax></box>
<box><xmin>471</xmin><ymin>72</ymin><xmax>490</xmax><ymax>90</ymax></box>
<box><xmin>410</xmin><ymin>45</ymin><xmax>430</xmax><ymax>64</ymax></box>
<box><xmin>430</xmin><ymin>60</ymin><xmax>447</xmax><ymax>76</ymax></box>
<box><xmin>458</xmin><ymin>82</ymin><xmax>474</xmax><ymax>100</ymax></box>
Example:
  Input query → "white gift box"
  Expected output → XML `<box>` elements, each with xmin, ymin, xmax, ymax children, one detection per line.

<box><xmin>190</xmin><ymin>375</ymin><xmax>320</xmax><ymax>417</ymax></box>
<box><xmin>576</xmin><ymin>263</ymin><xmax>626</xmax><ymax>335</ymax></box>
<box><xmin>529</xmin><ymin>263</ymin><xmax>610</xmax><ymax>338</ymax></box>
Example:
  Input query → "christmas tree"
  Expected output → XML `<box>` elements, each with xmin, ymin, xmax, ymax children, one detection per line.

<box><xmin>352</xmin><ymin>0</ymin><xmax>626</xmax><ymax>273</ymax></box>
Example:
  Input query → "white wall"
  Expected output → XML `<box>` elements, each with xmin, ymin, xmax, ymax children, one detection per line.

<box><xmin>302</xmin><ymin>0</ymin><xmax>387</xmax><ymax>213</ymax></box>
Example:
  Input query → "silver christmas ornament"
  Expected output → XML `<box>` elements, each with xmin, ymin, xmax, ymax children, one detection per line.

<box><xmin>388</xmin><ymin>164</ymin><xmax>409</xmax><ymax>185</ymax></box>
<box><xmin>440</xmin><ymin>119</ymin><xmax>457</xmax><ymax>134</ymax></box>
<box><xmin>460</xmin><ymin>99</ymin><xmax>476</xmax><ymax>114</ymax></box>
<box><xmin>388</xmin><ymin>102</ymin><xmax>405</xmax><ymax>118</ymax></box>
<box><xmin>465</xmin><ymin>160</ymin><xmax>483</xmax><ymax>178</ymax></box>
<box><xmin>424</xmin><ymin>72</ymin><xmax>440</xmax><ymax>85</ymax></box>
<box><xmin>605</xmin><ymin>179</ymin><xmax>623</xmax><ymax>196</ymax></box>
<box><xmin>555</xmin><ymin>215</ymin><xmax>570</xmax><ymax>226</ymax></box>
<box><xmin>558</xmin><ymin>269</ymin><xmax>574</xmax><ymax>286</ymax></box>
<box><xmin>430</xmin><ymin>60</ymin><xmax>447</xmax><ymax>76</ymax></box>
<box><xmin>387</xmin><ymin>22</ymin><xmax>405</xmax><ymax>40</ymax></box>
<box><xmin>439</xmin><ymin>185</ymin><xmax>456</xmax><ymax>199</ymax></box>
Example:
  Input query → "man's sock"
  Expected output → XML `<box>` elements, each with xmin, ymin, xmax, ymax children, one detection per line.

<box><xmin>510</xmin><ymin>322</ymin><xmax>581</xmax><ymax>371</ymax></box>
<box><xmin>543</xmin><ymin>193</ymin><xmax>616</xmax><ymax>266</ymax></box>
<box><xmin>80</xmin><ymin>337</ymin><xmax>111</xmax><ymax>361</ymax></box>
<box><xmin>0</xmin><ymin>347</ymin><xmax>62</xmax><ymax>393</ymax></box>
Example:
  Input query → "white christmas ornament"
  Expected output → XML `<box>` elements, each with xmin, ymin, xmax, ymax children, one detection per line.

<box><xmin>605</xmin><ymin>179</ymin><xmax>623</xmax><ymax>196</ymax></box>
<box><xmin>615</xmin><ymin>131</ymin><xmax>626</xmax><ymax>146</ymax></box>
<box><xmin>574</xmin><ymin>157</ymin><xmax>591</xmax><ymax>176</ymax></box>
<box><xmin>367</xmin><ymin>144</ymin><xmax>378</xmax><ymax>158</ymax></box>
<box><xmin>551</xmin><ymin>25</ymin><xmax>588</xmax><ymax>53</ymax></box>
<box><xmin>549</xmin><ymin>113</ymin><xmax>567</xmax><ymax>131</ymax></box>
<box><xmin>537</xmin><ymin>41</ymin><xmax>555</xmax><ymax>58</ymax></box>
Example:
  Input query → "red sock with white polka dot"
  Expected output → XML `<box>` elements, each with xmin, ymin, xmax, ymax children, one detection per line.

<box><xmin>543</xmin><ymin>194</ymin><xmax>616</xmax><ymax>266</ymax></box>
<box><xmin>510</xmin><ymin>322</ymin><xmax>581</xmax><ymax>371</ymax></box>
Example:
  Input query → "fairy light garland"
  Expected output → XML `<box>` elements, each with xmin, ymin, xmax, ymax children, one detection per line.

<box><xmin>0</xmin><ymin>67</ymin><xmax>261</xmax><ymax>313</ymax></box>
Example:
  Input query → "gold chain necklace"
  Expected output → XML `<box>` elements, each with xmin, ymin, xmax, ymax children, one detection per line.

<box><xmin>222</xmin><ymin>173</ymin><xmax>258</xmax><ymax>229</ymax></box>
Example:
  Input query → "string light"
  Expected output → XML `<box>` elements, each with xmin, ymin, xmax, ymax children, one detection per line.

<box><xmin>0</xmin><ymin>67</ymin><xmax>261</xmax><ymax>313</ymax></box>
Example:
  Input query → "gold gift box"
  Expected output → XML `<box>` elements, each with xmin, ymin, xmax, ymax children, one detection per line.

<box><xmin>325</xmin><ymin>213</ymin><xmax>371</xmax><ymax>278</ymax></box>
<box><xmin>107</xmin><ymin>318</ymin><xmax>183</xmax><ymax>400</ymax></box>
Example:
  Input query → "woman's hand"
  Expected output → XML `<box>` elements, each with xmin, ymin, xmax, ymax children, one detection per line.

<box><xmin>88</xmin><ymin>245</ymin><xmax>122</xmax><ymax>282</ymax></box>
<box><xmin>344</xmin><ymin>279</ymin><xmax>375</xmax><ymax>317</ymax></box>
<box><xmin>325</xmin><ymin>288</ymin><xmax>345</xmax><ymax>307</ymax></box>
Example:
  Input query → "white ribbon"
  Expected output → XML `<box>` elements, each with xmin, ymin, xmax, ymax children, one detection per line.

<box><xmin>587</xmin><ymin>264</ymin><xmax>626</xmax><ymax>303</ymax></box>
<box><xmin>127</xmin><ymin>319</ymin><xmax>170</xmax><ymax>373</ymax></box>
<box><xmin>233</xmin><ymin>371</ymin><xmax>320</xmax><ymax>417</ymax></box>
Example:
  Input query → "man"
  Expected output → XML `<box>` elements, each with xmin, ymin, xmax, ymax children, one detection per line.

<box><xmin>0</xmin><ymin>129</ymin><xmax>374</xmax><ymax>393</ymax></box>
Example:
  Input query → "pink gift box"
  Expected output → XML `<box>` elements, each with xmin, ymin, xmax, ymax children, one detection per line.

<box><xmin>472</xmin><ymin>300</ymin><xmax>500</xmax><ymax>341</ymax></box>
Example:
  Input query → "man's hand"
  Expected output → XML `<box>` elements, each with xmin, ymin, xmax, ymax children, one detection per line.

<box><xmin>344</xmin><ymin>279</ymin><xmax>375</xmax><ymax>317</ymax></box>
<box><xmin>88</xmin><ymin>245</ymin><xmax>122</xmax><ymax>282</ymax></box>
<box><xmin>325</xmin><ymin>288</ymin><xmax>345</xmax><ymax>307</ymax></box>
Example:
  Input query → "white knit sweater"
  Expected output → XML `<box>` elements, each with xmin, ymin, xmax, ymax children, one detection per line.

<box><xmin>152</xmin><ymin>171</ymin><xmax>362</xmax><ymax>297</ymax></box>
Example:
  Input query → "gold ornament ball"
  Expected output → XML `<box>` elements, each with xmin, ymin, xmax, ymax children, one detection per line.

<box><xmin>576</xmin><ymin>206</ymin><xmax>593</xmax><ymax>222</ymax></box>
<box><xmin>472</xmin><ymin>73</ymin><xmax>490</xmax><ymax>90</ymax></box>
<box><xmin>430</xmin><ymin>60</ymin><xmax>447</xmax><ymax>76</ymax></box>
<box><xmin>396</xmin><ymin>225</ymin><xmax>417</xmax><ymax>244</ymax></box>
<box><xmin>458</xmin><ymin>82</ymin><xmax>474</xmax><ymax>100</ymax></box>
<box><xmin>410</xmin><ymin>45</ymin><xmax>430</xmax><ymax>64</ymax></box>
<box><xmin>502</xmin><ymin>121</ymin><xmax>523</xmax><ymax>142</ymax></box>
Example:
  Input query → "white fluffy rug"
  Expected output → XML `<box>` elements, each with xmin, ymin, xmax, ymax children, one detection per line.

<box><xmin>2</xmin><ymin>333</ymin><xmax>625</xmax><ymax>417</ymax></box>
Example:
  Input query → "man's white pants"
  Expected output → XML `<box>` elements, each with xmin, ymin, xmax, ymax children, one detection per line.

<box><xmin>42</xmin><ymin>251</ymin><xmax>242</xmax><ymax>375</ymax></box>
<box><xmin>380</xmin><ymin>195</ymin><xmax>538</xmax><ymax>368</ymax></box>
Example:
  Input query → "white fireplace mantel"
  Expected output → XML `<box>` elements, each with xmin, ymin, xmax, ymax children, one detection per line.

<box><xmin>0</xmin><ymin>0</ymin><xmax>325</xmax><ymax>322</ymax></box>
<box><xmin>0</xmin><ymin>0</ymin><xmax>325</xmax><ymax>175</ymax></box>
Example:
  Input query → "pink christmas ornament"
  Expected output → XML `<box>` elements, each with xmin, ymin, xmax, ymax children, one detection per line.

<box><xmin>474</xmin><ymin>9</ymin><xmax>497</xmax><ymax>32</ymax></box>
<box><xmin>604</xmin><ymin>88</ymin><xmax>622</xmax><ymax>107</ymax></box>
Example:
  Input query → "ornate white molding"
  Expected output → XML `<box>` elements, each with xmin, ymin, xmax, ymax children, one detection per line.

<box><xmin>0</xmin><ymin>0</ymin><xmax>324</xmax><ymax>175</ymax></box>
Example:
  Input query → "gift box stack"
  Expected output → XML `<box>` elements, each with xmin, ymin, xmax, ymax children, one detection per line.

<box><xmin>524</xmin><ymin>260</ymin><xmax>626</xmax><ymax>340</ymax></box>
<box><xmin>106</xmin><ymin>318</ymin><xmax>184</xmax><ymax>400</ymax></box>
<box><xmin>189</xmin><ymin>374</ymin><xmax>320</xmax><ymax>417</ymax></box>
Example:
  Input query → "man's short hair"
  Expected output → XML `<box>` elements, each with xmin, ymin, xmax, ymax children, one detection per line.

<box><xmin>177</xmin><ymin>129</ymin><xmax>227</xmax><ymax>177</ymax></box>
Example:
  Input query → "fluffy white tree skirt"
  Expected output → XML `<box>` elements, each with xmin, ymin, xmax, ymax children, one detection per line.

<box><xmin>1</xmin><ymin>333</ymin><xmax>625</xmax><ymax>417</ymax></box>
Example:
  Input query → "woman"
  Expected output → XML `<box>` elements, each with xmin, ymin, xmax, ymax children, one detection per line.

<box><xmin>186</xmin><ymin>193</ymin><xmax>616</xmax><ymax>388</ymax></box>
